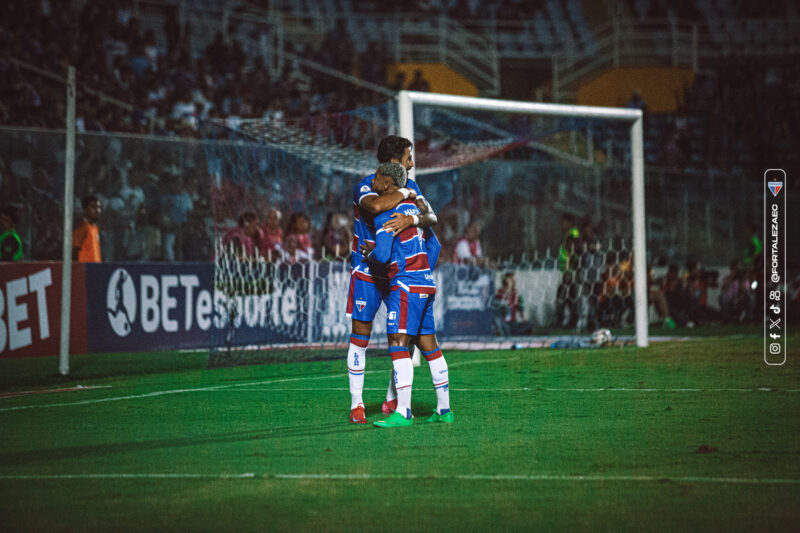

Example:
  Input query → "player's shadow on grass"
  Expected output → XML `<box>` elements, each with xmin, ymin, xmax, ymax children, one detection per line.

<box><xmin>0</xmin><ymin>422</ymin><xmax>376</xmax><ymax>466</ymax></box>
<box><xmin>365</xmin><ymin>401</ymin><xmax>436</xmax><ymax>416</ymax></box>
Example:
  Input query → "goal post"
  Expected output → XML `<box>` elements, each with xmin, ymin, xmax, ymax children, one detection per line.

<box><xmin>397</xmin><ymin>90</ymin><xmax>648</xmax><ymax>347</ymax></box>
<box><xmin>59</xmin><ymin>65</ymin><xmax>77</xmax><ymax>376</ymax></box>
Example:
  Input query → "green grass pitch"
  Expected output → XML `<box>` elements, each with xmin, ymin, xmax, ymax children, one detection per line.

<box><xmin>1</xmin><ymin>334</ymin><xmax>799</xmax><ymax>531</ymax></box>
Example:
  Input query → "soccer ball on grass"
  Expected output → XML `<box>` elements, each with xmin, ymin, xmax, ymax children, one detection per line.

<box><xmin>590</xmin><ymin>328</ymin><xmax>612</xmax><ymax>346</ymax></box>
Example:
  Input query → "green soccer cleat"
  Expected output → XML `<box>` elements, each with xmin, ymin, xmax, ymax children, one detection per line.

<box><xmin>426</xmin><ymin>410</ymin><xmax>454</xmax><ymax>423</ymax></box>
<box><xmin>373</xmin><ymin>410</ymin><xmax>413</xmax><ymax>428</ymax></box>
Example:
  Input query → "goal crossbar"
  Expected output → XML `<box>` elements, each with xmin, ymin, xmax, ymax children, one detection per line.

<box><xmin>397</xmin><ymin>91</ymin><xmax>648</xmax><ymax>347</ymax></box>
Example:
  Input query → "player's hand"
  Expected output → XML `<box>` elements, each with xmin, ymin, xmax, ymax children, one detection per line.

<box><xmin>406</xmin><ymin>190</ymin><xmax>417</xmax><ymax>200</ymax></box>
<box><xmin>359</xmin><ymin>242</ymin><xmax>375</xmax><ymax>256</ymax></box>
<box><xmin>382</xmin><ymin>213</ymin><xmax>414</xmax><ymax>235</ymax></box>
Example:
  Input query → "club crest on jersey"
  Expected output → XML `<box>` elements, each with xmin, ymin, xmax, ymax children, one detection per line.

<box><xmin>360</xmin><ymin>185</ymin><xmax>371</xmax><ymax>194</ymax></box>
<box><xmin>768</xmin><ymin>181</ymin><xmax>783</xmax><ymax>197</ymax></box>
<box><xmin>356</xmin><ymin>300</ymin><xmax>366</xmax><ymax>312</ymax></box>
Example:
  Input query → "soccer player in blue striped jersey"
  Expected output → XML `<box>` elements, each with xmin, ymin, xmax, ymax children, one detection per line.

<box><xmin>346</xmin><ymin>137</ymin><xmax>438</xmax><ymax>424</ymax></box>
<box><xmin>365</xmin><ymin>163</ymin><xmax>452</xmax><ymax>427</ymax></box>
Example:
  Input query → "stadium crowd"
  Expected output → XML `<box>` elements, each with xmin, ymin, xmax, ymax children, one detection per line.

<box><xmin>1</xmin><ymin>0</ymin><xmax>398</xmax><ymax>136</ymax></box>
<box><xmin>3</xmin><ymin>0</ymin><xmax>797</xmax><ymax>175</ymax></box>
<box><xmin>2</xmin><ymin>0</ymin><xmax>798</xmax><ymax>333</ymax></box>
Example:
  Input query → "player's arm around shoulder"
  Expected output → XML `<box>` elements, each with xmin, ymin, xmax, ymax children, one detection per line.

<box><xmin>360</xmin><ymin>186</ymin><xmax>416</xmax><ymax>215</ymax></box>
<box><xmin>414</xmin><ymin>195</ymin><xmax>437</xmax><ymax>227</ymax></box>
<box><xmin>406</xmin><ymin>179</ymin><xmax>437</xmax><ymax>227</ymax></box>
<box><xmin>380</xmin><ymin>195</ymin><xmax>437</xmax><ymax>236</ymax></box>
<box><xmin>368</xmin><ymin>211</ymin><xmax>395</xmax><ymax>265</ymax></box>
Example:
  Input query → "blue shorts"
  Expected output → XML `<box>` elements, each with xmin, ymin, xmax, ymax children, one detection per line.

<box><xmin>386</xmin><ymin>285</ymin><xmax>436</xmax><ymax>336</ymax></box>
<box><xmin>346</xmin><ymin>271</ymin><xmax>390</xmax><ymax>322</ymax></box>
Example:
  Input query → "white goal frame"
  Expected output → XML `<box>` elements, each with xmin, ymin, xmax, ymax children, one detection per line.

<box><xmin>397</xmin><ymin>90</ymin><xmax>648</xmax><ymax>347</ymax></box>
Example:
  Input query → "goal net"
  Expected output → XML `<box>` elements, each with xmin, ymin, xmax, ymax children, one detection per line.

<box><xmin>200</xmin><ymin>92</ymin><xmax>645</xmax><ymax>367</ymax></box>
<box><xmin>201</xmin><ymin>104</ymin><xmax>393</xmax><ymax>366</ymax></box>
<box><xmin>397</xmin><ymin>92</ymin><xmax>647</xmax><ymax>349</ymax></box>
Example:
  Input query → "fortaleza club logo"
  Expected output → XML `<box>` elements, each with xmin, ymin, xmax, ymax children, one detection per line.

<box><xmin>107</xmin><ymin>268</ymin><xmax>136</xmax><ymax>336</ymax></box>
<box><xmin>768</xmin><ymin>181</ymin><xmax>783</xmax><ymax>197</ymax></box>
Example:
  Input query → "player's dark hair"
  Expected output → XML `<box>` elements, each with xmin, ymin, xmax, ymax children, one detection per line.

<box><xmin>1</xmin><ymin>205</ymin><xmax>18</xmax><ymax>224</ymax></box>
<box><xmin>377</xmin><ymin>136</ymin><xmax>412</xmax><ymax>163</ymax></box>
<box><xmin>561</xmin><ymin>213</ymin><xmax>575</xmax><ymax>224</ymax></box>
<box><xmin>82</xmin><ymin>195</ymin><xmax>100</xmax><ymax>209</ymax></box>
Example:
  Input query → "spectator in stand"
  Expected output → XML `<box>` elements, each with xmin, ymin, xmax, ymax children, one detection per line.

<box><xmin>407</xmin><ymin>69</ymin><xmax>431</xmax><ymax>92</ymax></box>
<box><xmin>143</xmin><ymin>29</ymin><xmax>160</xmax><ymax>71</ymax></box>
<box><xmin>493</xmin><ymin>272</ymin><xmax>532</xmax><ymax>336</ymax></box>
<box><xmin>29</xmin><ymin>166</ymin><xmax>61</xmax><ymax>260</ymax></box>
<box><xmin>575</xmin><ymin>220</ymin><xmax>604</xmax><ymax>331</ymax></box>
<box><xmin>284</xmin><ymin>212</ymin><xmax>314</xmax><ymax>263</ymax></box>
<box><xmin>0</xmin><ymin>206</ymin><xmax>23</xmax><ymax>261</ymax></box>
<box><xmin>720</xmin><ymin>260</ymin><xmax>748</xmax><ymax>324</ymax></box>
<box><xmin>662</xmin><ymin>126</ymin><xmax>690</xmax><ymax>169</ymax></box>
<box><xmin>662</xmin><ymin>263</ymin><xmax>689</xmax><ymax>326</ymax></box>
<box><xmin>160</xmin><ymin>175</ymin><xmax>193</xmax><ymax>262</ymax></box>
<box><xmin>388</xmin><ymin>71</ymin><xmax>407</xmax><ymax>92</ymax></box>
<box><xmin>329</xmin><ymin>20</ymin><xmax>355</xmax><ymax>74</ymax></box>
<box><xmin>742</xmin><ymin>223</ymin><xmax>762</xmax><ymax>270</ymax></box>
<box><xmin>359</xmin><ymin>41</ymin><xmax>387</xmax><ymax>87</ymax></box>
<box><xmin>72</xmin><ymin>195</ymin><xmax>102</xmax><ymax>262</ymax></box>
<box><xmin>452</xmin><ymin>221</ymin><xmax>484</xmax><ymax>266</ymax></box>
<box><xmin>683</xmin><ymin>261</ymin><xmax>719</xmax><ymax>326</ymax></box>
<box><xmin>259</xmin><ymin>207</ymin><xmax>284</xmax><ymax>261</ymax></box>
<box><xmin>128</xmin><ymin>39</ymin><xmax>149</xmax><ymax>81</ymax></box>
<box><xmin>648</xmin><ymin>266</ymin><xmax>675</xmax><ymax>329</ymax></box>
<box><xmin>598</xmin><ymin>252</ymin><xmax>634</xmax><ymax>327</ymax></box>
<box><xmin>171</xmin><ymin>88</ymin><xmax>197</xmax><ymax>130</ymax></box>
<box><xmin>321</xmin><ymin>211</ymin><xmax>353</xmax><ymax>259</ymax></box>
<box><xmin>626</xmin><ymin>89</ymin><xmax>647</xmax><ymax>113</ymax></box>
<box><xmin>558</xmin><ymin>213</ymin><xmax>580</xmax><ymax>274</ymax></box>
<box><xmin>222</xmin><ymin>211</ymin><xmax>259</xmax><ymax>260</ymax></box>
<box><xmin>555</xmin><ymin>213</ymin><xmax>580</xmax><ymax>328</ymax></box>
<box><xmin>204</xmin><ymin>32</ymin><xmax>229</xmax><ymax>77</ymax></box>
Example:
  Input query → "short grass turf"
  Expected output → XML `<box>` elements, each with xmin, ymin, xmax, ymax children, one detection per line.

<box><xmin>1</xmin><ymin>335</ymin><xmax>799</xmax><ymax>531</ymax></box>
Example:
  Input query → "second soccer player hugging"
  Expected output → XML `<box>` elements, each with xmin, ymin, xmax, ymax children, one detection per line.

<box><xmin>345</xmin><ymin>135</ymin><xmax>453</xmax><ymax>427</ymax></box>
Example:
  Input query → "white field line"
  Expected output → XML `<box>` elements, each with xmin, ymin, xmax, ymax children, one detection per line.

<box><xmin>544</xmin><ymin>388</ymin><xmax>800</xmax><ymax>392</ymax></box>
<box><xmin>0</xmin><ymin>385</ymin><xmax>112</xmax><ymax>399</ymax></box>
<box><xmin>0</xmin><ymin>472</ymin><xmax>799</xmax><ymax>485</ymax></box>
<box><xmin>3</xmin><ymin>384</ymin><xmax>796</xmax><ymax>412</ymax></box>
<box><xmin>0</xmin><ymin>358</ymin><xmax>507</xmax><ymax>413</ymax></box>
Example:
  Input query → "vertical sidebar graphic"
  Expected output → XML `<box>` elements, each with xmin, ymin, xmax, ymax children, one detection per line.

<box><xmin>764</xmin><ymin>169</ymin><xmax>786</xmax><ymax>365</ymax></box>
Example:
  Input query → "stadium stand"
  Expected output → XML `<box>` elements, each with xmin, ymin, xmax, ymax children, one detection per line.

<box><xmin>1</xmin><ymin>0</ymin><xmax>797</xmax><ymax>333</ymax></box>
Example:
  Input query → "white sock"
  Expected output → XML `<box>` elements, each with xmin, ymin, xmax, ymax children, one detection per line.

<box><xmin>424</xmin><ymin>347</ymin><xmax>450</xmax><ymax>414</ymax></box>
<box><xmin>390</xmin><ymin>347</ymin><xmax>413</xmax><ymax>418</ymax></box>
<box><xmin>348</xmin><ymin>334</ymin><xmax>368</xmax><ymax>409</ymax></box>
<box><xmin>385</xmin><ymin>371</ymin><xmax>397</xmax><ymax>403</ymax></box>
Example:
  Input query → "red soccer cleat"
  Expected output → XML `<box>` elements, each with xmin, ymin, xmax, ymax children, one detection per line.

<box><xmin>381</xmin><ymin>399</ymin><xmax>397</xmax><ymax>415</ymax></box>
<box><xmin>349</xmin><ymin>405</ymin><xmax>367</xmax><ymax>424</ymax></box>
